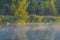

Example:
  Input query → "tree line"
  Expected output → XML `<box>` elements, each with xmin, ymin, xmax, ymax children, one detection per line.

<box><xmin>0</xmin><ymin>0</ymin><xmax>60</xmax><ymax>23</ymax></box>
<box><xmin>0</xmin><ymin>0</ymin><xmax>59</xmax><ymax>16</ymax></box>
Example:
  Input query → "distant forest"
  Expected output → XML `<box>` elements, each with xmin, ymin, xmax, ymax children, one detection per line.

<box><xmin>0</xmin><ymin>0</ymin><xmax>60</xmax><ymax>16</ymax></box>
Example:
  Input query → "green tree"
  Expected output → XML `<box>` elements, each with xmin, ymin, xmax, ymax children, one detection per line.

<box><xmin>27</xmin><ymin>15</ymin><xmax>40</xmax><ymax>23</ymax></box>
<box><xmin>12</xmin><ymin>0</ymin><xmax>29</xmax><ymax>23</ymax></box>
<box><xmin>12</xmin><ymin>0</ymin><xmax>29</xmax><ymax>16</ymax></box>
<box><xmin>7</xmin><ymin>0</ymin><xmax>29</xmax><ymax>23</ymax></box>
<box><xmin>43</xmin><ymin>0</ymin><xmax>58</xmax><ymax>16</ymax></box>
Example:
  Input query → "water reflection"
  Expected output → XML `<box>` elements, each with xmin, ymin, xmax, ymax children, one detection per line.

<box><xmin>0</xmin><ymin>23</ymin><xmax>60</xmax><ymax>40</ymax></box>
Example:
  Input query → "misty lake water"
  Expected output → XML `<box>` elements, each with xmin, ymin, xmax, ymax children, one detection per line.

<box><xmin>0</xmin><ymin>23</ymin><xmax>60</xmax><ymax>40</ymax></box>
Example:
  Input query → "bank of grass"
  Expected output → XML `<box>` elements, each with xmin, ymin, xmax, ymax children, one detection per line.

<box><xmin>35</xmin><ymin>16</ymin><xmax>60</xmax><ymax>23</ymax></box>
<box><xmin>39</xmin><ymin>16</ymin><xmax>60</xmax><ymax>23</ymax></box>
<box><xmin>0</xmin><ymin>16</ymin><xmax>60</xmax><ymax>23</ymax></box>
<box><xmin>56</xmin><ymin>17</ymin><xmax>60</xmax><ymax>23</ymax></box>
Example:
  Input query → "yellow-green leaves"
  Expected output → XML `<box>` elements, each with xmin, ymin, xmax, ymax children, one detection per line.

<box><xmin>14</xmin><ymin>0</ymin><xmax>29</xmax><ymax>16</ymax></box>
<box><xmin>10</xmin><ymin>0</ymin><xmax>30</xmax><ymax>23</ymax></box>
<box><xmin>50</xmin><ymin>0</ymin><xmax>58</xmax><ymax>16</ymax></box>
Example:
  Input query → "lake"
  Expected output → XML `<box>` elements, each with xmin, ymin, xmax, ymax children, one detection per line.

<box><xmin>0</xmin><ymin>23</ymin><xmax>60</xmax><ymax>40</ymax></box>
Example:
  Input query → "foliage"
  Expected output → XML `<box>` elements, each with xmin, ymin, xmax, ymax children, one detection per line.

<box><xmin>0</xmin><ymin>0</ymin><xmax>60</xmax><ymax>23</ymax></box>
<box><xmin>4</xmin><ymin>0</ymin><xmax>29</xmax><ymax>23</ymax></box>
<box><xmin>42</xmin><ymin>16</ymin><xmax>57</xmax><ymax>23</ymax></box>
<box><xmin>15</xmin><ymin>16</ymin><xmax>29</xmax><ymax>23</ymax></box>
<box><xmin>27</xmin><ymin>15</ymin><xmax>41</xmax><ymax>23</ymax></box>
<box><xmin>11</xmin><ymin>0</ymin><xmax>30</xmax><ymax>23</ymax></box>
<box><xmin>27</xmin><ymin>0</ymin><xmax>58</xmax><ymax>16</ymax></box>
<box><xmin>13</xmin><ymin>0</ymin><xmax>29</xmax><ymax>16</ymax></box>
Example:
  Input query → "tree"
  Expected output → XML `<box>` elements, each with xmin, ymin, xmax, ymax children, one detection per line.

<box><xmin>55</xmin><ymin>0</ymin><xmax>60</xmax><ymax>15</ymax></box>
<box><xmin>49</xmin><ymin>0</ymin><xmax>58</xmax><ymax>16</ymax></box>
<box><xmin>43</xmin><ymin>0</ymin><xmax>58</xmax><ymax>16</ymax></box>
<box><xmin>27</xmin><ymin>0</ymin><xmax>44</xmax><ymax>15</ymax></box>
<box><xmin>1</xmin><ymin>0</ymin><xmax>30</xmax><ymax>23</ymax></box>
<box><xmin>14</xmin><ymin>0</ymin><xmax>29</xmax><ymax>16</ymax></box>
<box><xmin>5</xmin><ymin>0</ymin><xmax>29</xmax><ymax>16</ymax></box>
<box><xmin>12</xmin><ymin>0</ymin><xmax>29</xmax><ymax>23</ymax></box>
<box><xmin>27</xmin><ymin>15</ymin><xmax>40</xmax><ymax>23</ymax></box>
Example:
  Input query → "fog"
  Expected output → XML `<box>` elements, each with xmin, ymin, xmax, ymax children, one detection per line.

<box><xmin>0</xmin><ymin>23</ymin><xmax>60</xmax><ymax>40</ymax></box>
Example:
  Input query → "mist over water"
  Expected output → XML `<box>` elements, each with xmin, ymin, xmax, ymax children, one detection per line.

<box><xmin>0</xmin><ymin>23</ymin><xmax>60</xmax><ymax>40</ymax></box>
